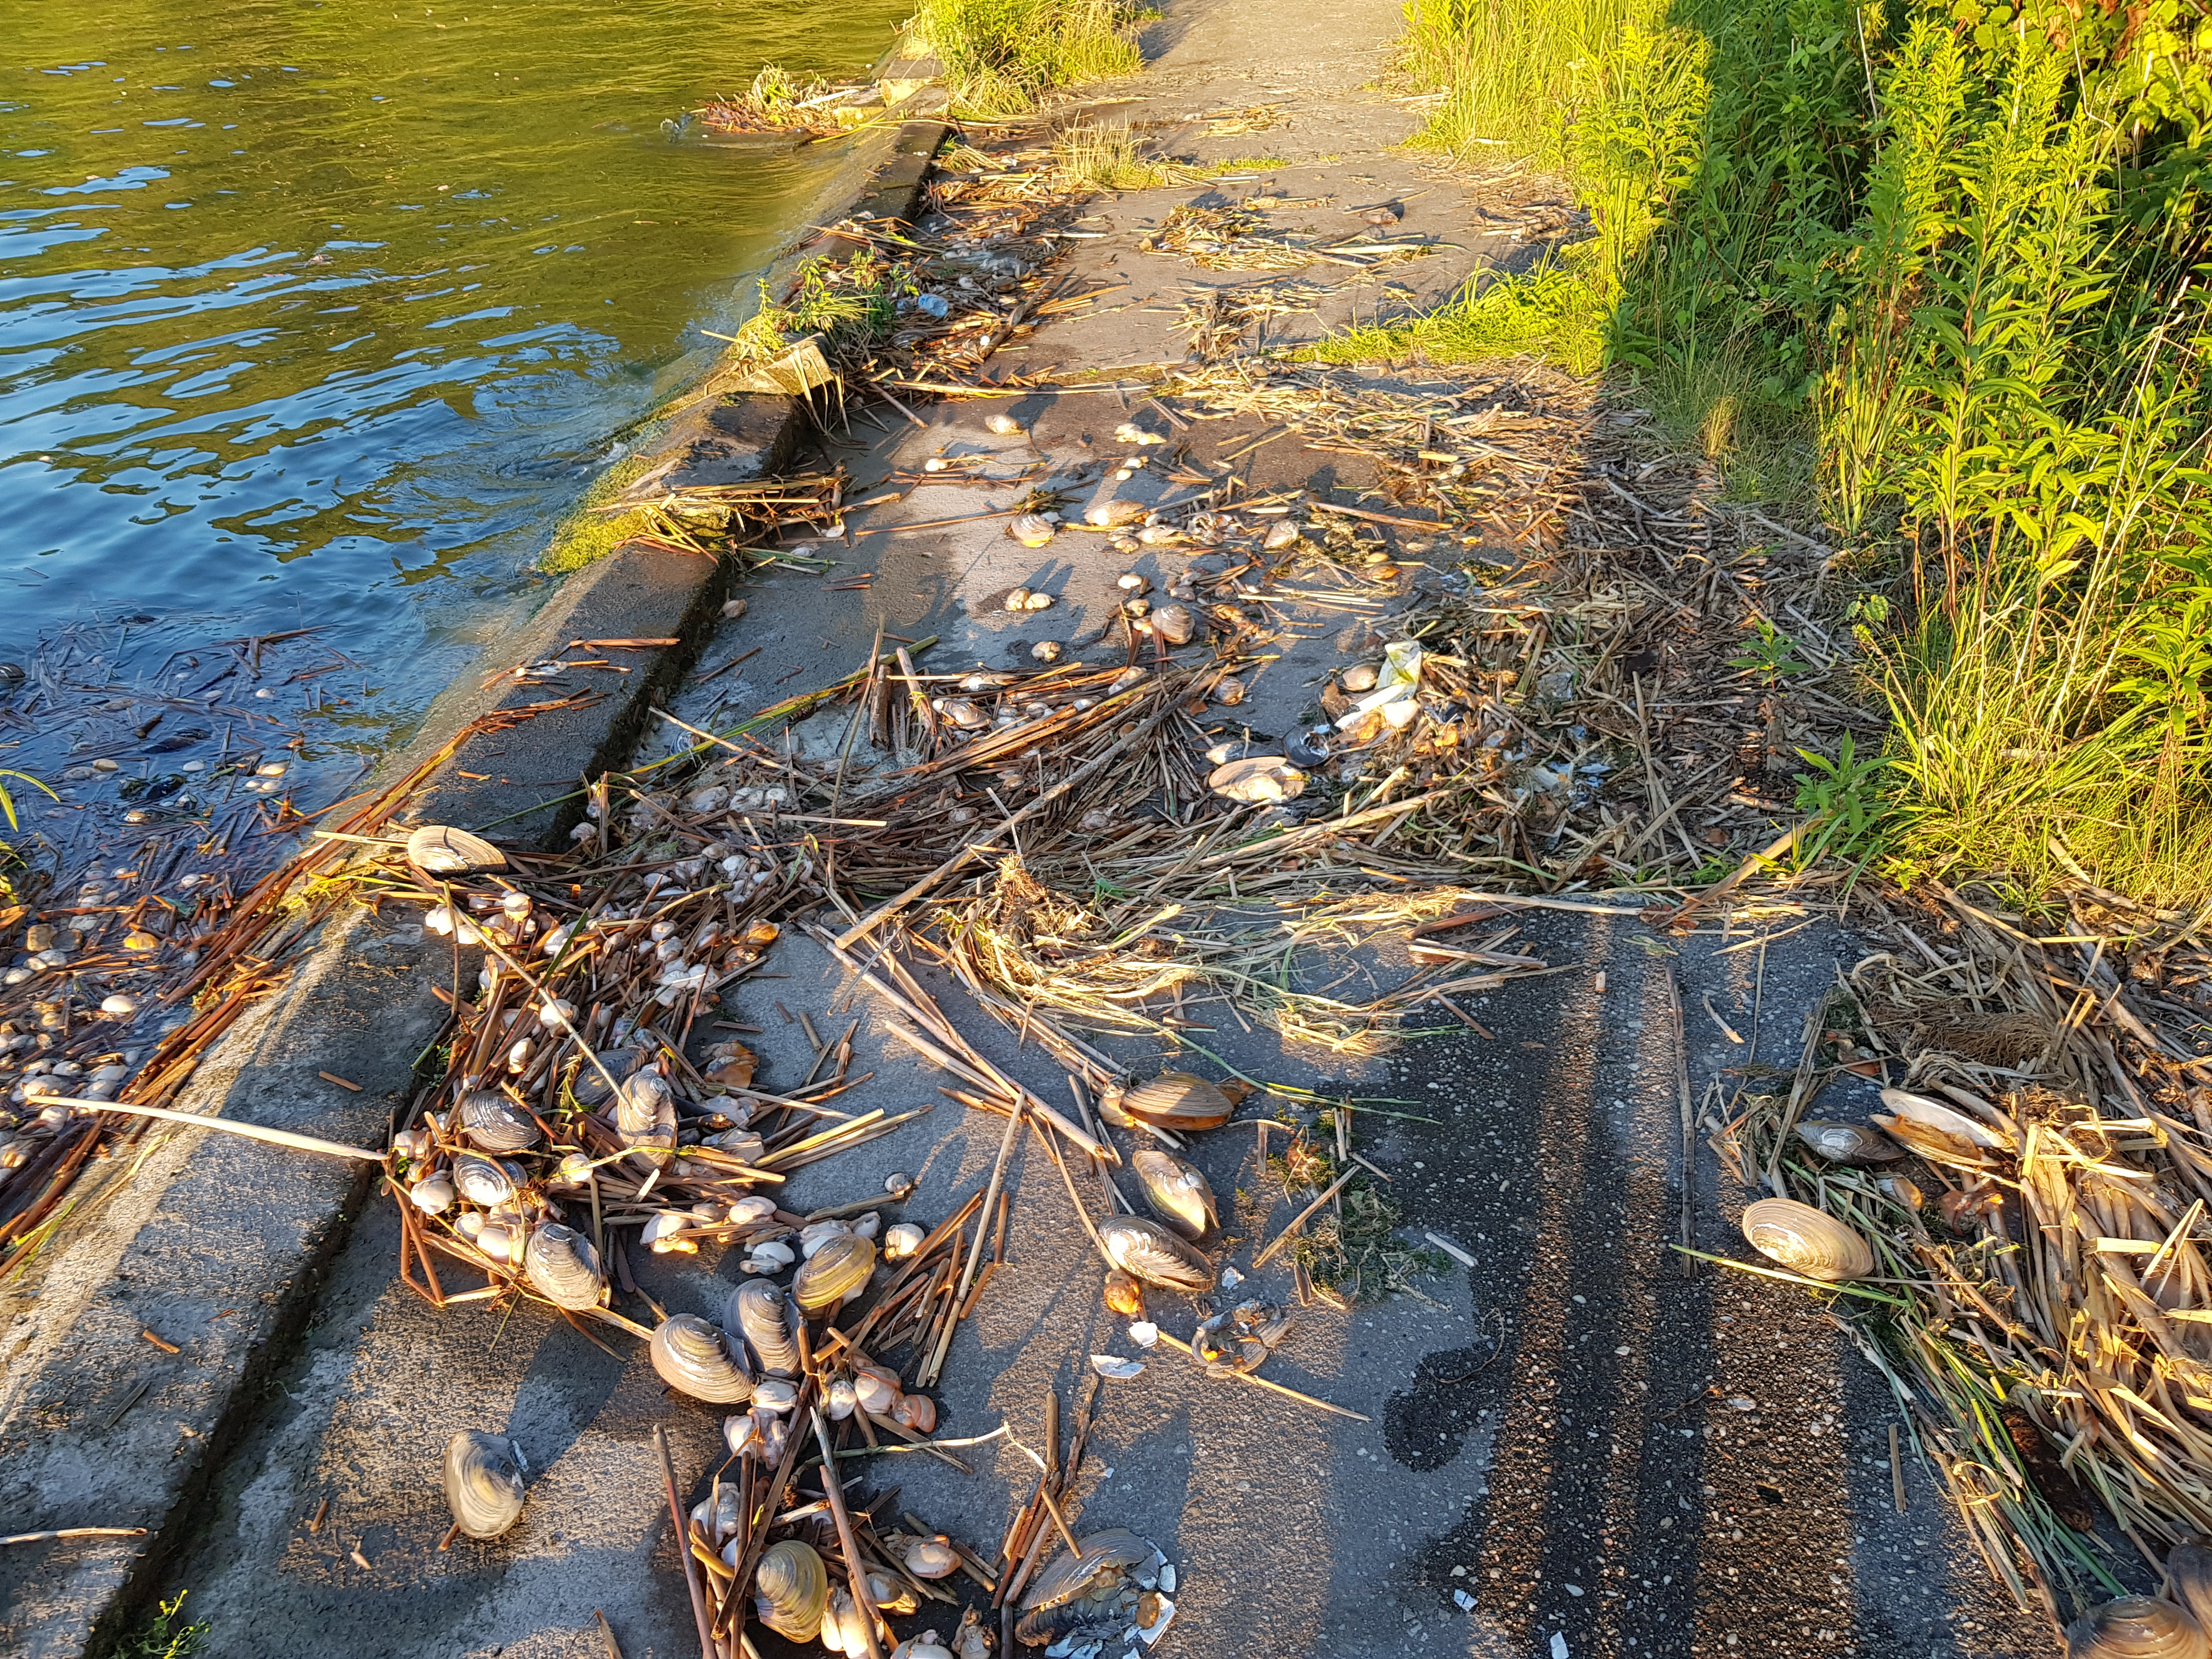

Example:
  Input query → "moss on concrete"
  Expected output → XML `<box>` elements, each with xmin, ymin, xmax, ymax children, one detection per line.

<box><xmin>540</xmin><ymin>453</ymin><xmax>657</xmax><ymax>574</ymax></box>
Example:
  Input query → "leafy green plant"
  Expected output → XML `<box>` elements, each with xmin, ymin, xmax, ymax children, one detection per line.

<box><xmin>1727</xmin><ymin>618</ymin><xmax>1812</xmax><ymax>686</ymax></box>
<box><xmin>1791</xmin><ymin>732</ymin><xmax>1895</xmax><ymax>866</ymax></box>
<box><xmin>915</xmin><ymin>0</ymin><xmax>1143</xmax><ymax>116</ymax></box>
<box><xmin>117</xmin><ymin>1590</ymin><xmax>207</xmax><ymax>1659</ymax></box>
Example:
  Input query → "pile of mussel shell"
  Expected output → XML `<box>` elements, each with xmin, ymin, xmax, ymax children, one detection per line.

<box><xmin>1015</xmin><ymin>1528</ymin><xmax>1176</xmax><ymax>1651</ymax></box>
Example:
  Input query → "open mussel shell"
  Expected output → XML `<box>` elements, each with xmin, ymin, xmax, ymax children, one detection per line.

<box><xmin>1879</xmin><ymin>1086</ymin><xmax>2013</xmax><ymax>1150</ymax></box>
<box><xmin>1793</xmin><ymin>1120</ymin><xmax>1902</xmax><ymax>1166</ymax></box>
<box><xmin>524</xmin><ymin>1223</ymin><xmax>606</xmax><ymax>1310</ymax></box>
<box><xmin>443</xmin><ymin>1429</ymin><xmax>526</xmax><ymax>1540</ymax></box>
<box><xmin>1101</xmin><ymin>1216</ymin><xmax>1213</xmax><ymax>1293</ymax></box>
<box><xmin>649</xmin><ymin>1313</ymin><xmax>755</xmax><ymax>1404</ymax></box>
<box><xmin>1741</xmin><ymin>1198</ymin><xmax>1874</xmax><ymax>1283</ymax></box>
<box><xmin>1121</xmin><ymin>1071</ymin><xmax>1234</xmax><ymax>1132</ymax></box>
<box><xmin>792</xmin><ymin>1232</ymin><xmax>876</xmax><ymax>1312</ymax></box>
<box><xmin>406</xmin><ymin>823</ymin><xmax>506</xmax><ymax>875</ymax></box>
<box><xmin>1132</xmin><ymin>1148</ymin><xmax>1220</xmax><ymax>1242</ymax></box>
<box><xmin>2169</xmin><ymin>1546</ymin><xmax>2212</xmax><ymax>1632</ymax></box>
<box><xmin>727</xmin><ymin>1279</ymin><xmax>800</xmax><ymax>1375</ymax></box>
<box><xmin>2066</xmin><ymin>1596</ymin><xmax>2209</xmax><ymax>1659</ymax></box>
<box><xmin>1017</xmin><ymin>1528</ymin><xmax>1162</xmax><ymax>1645</ymax></box>
<box><xmin>459</xmin><ymin>1089</ymin><xmax>540</xmax><ymax>1153</ymax></box>
<box><xmin>453</xmin><ymin>1154</ymin><xmax>520</xmax><ymax>1208</ymax></box>
<box><xmin>754</xmin><ymin>1538</ymin><xmax>830</xmax><ymax>1642</ymax></box>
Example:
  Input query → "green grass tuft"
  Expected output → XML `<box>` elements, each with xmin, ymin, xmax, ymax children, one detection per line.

<box><xmin>1306</xmin><ymin>262</ymin><xmax>1604</xmax><ymax>374</ymax></box>
<box><xmin>914</xmin><ymin>0</ymin><xmax>1144</xmax><ymax>116</ymax></box>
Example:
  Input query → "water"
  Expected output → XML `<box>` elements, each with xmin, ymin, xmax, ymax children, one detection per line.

<box><xmin>0</xmin><ymin>0</ymin><xmax>908</xmax><ymax>752</ymax></box>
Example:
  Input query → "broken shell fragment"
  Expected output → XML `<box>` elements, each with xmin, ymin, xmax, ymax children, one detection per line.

<box><xmin>1101</xmin><ymin>1216</ymin><xmax>1214</xmax><ymax>1294</ymax></box>
<box><xmin>1117</xmin><ymin>571</ymin><xmax>1150</xmax><ymax>594</ymax></box>
<box><xmin>754</xmin><ymin>1539</ymin><xmax>830</xmax><ymax>1643</ymax></box>
<box><xmin>1209</xmin><ymin>756</ymin><xmax>1306</xmax><ymax>804</ymax></box>
<box><xmin>1263</xmin><ymin>519</ymin><xmax>1301</xmax><ymax>550</ymax></box>
<box><xmin>1212</xmin><ymin>675</ymin><xmax>1245</xmax><ymax>706</ymax></box>
<box><xmin>650</xmin><ymin>1313</ymin><xmax>755</xmax><ymax>1404</ymax></box>
<box><xmin>1132</xmin><ymin>1148</ymin><xmax>1221</xmax><ymax>1242</ymax></box>
<box><xmin>1741</xmin><ymin>1198</ymin><xmax>1874</xmax><ymax>1283</ymax></box>
<box><xmin>1010</xmin><ymin>514</ymin><xmax>1057</xmax><ymax>548</ymax></box>
<box><xmin>407</xmin><ymin>824</ymin><xmax>507</xmax><ymax>876</ymax></box>
<box><xmin>2066</xmin><ymin>1598</ymin><xmax>2208</xmax><ymax>1659</ymax></box>
<box><xmin>984</xmin><ymin>412</ymin><xmax>1024</xmax><ymax>436</ymax></box>
<box><xmin>523</xmin><ymin>1223</ymin><xmax>607</xmax><ymax>1310</ymax></box>
<box><xmin>1016</xmin><ymin>1527</ymin><xmax>1163</xmax><ymax>1646</ymax></box>
<box><xmin>792</xmin><ymin>1232</ymin><xmax>876</xmax><ymax>1311</ymax></box>
<box><xmin>443</xmin><ymin>1429</ymin><xmax>526</xmax><ymax>1540</ymax></box>
<box><xmin>1793</xmin><ymin>1121</ymin><xmax>1904</xmax><ymax>1165</ymax></box>
<box><xmin>1091</xmin><ymin>1353</ymin><xmax>1145</xmax><ymax>1380</ymax></box>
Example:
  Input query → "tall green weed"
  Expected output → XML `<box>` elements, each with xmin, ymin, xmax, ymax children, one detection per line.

<box><xmin>915</xmin><ymin>0</ymin><xmax>1144</xmax><ymax>115</ymax></box>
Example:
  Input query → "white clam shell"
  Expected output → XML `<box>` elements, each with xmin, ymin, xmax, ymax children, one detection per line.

<box><xmin>649</xmin><ymin>1313</ymin><xmax>755</xmax><ymax>1404</ymax></box>
<box><xmin>1740</xmin><ymin>1198</ymin><xmax>1874</xmax><ymax>1282</ymax></box>
<box><xmin>2066</xmin><ymin>1597</ymin><xmax>2209</xmax><ymax>1659</ymax></box>
<box><xmin>443</xmin><ymin>1430</ymin><xmax>526</xmax><ymax>1539</ymax></box>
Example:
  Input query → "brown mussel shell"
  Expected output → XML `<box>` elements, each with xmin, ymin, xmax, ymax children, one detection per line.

<box><xmin>649</xmin><ymin>1313</ymin><xmax>755</xmax><ymax>1404</ymax></box>
<box><xmin>1016</xmin><ymin>1528</ymin><xmax>1161</xmax><ymax>1645</ymax></box>
<box><xmin>1132</xmin><ymin>1148</ymin><xmax>1220</xmax><ymax>1241</ymax></box>
<box><xmin>459</xmin><ymin>1088</ymin><xmax>540</xmax><ymax>1154</ymax></box>
<box><xmin>792</xmin><ymin>1232</ymin><xmax>876</xmax><ymax>1312</ymax></box>
<box><xmin>2066</xmin><ymin>1596</ymin><xmax>2208</xmax><ymax>1659</ymax></box>
<box><xmin>1101</xmin><ymin>1216</ymin><xmax>1212</xmax><ymax>1293</ymax></box>
<box><xmin>727</xmin><ymin>1279</ymin><xmax>800</xmax><ymax>1375</ymax></box>
<box><xmin>443</xmin><ymin>1429</ymin><xmax>526</xmax><ymax>1540</ymax></box>
<box><xmin>1121</xmin><ymin>1071</ymin><xmax>1233</xmax><ymax>1132</ymax></box>
<box><xmin>523</xmin><ymin>1222</ymin><xmax>606</xmax><ymax>1310</ymax></box>
<box><xmin>755</xmin><ymin>1539</ymin><xmax>830</xmax><ymax>1642</ymax></box>
<box><xmin>2169</xmin><ymin>1546</ymin><xmax>2212</xmax><ymax>1634</ymax></box>
<box><xmin>1793</xmin><ymin>1120</ymin><xmax>1902</xmax><ymax>1166</ymax></box>
<box><xmin>1741</xmin><ymin>1198</ymin><xmax>1875</xmax><ymax>1283</ymax></box>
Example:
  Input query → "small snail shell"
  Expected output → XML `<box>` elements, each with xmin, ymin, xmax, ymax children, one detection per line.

<box><xmin>443</xmin><ymin>1429</ymin><xmax>526</xmax><ymax>1540</ymax></box>
<box><xmin>648</xmin><ymin>1313</ymin><xmax>755</xmax><ymax>1404</ymax></box>
<box><xmin>898</xmin><ymin>1391</ymin><xmax>937</xmax><ymax>1434</ymax></box>
<box><xmin>906</xmin><ymin>1536</ymin><xmax>960</xmax><ymax>1579</ymax></box>
<box><xmin>883</xmin><ymin>1221</ymin><xmax>926</xmax><ymax>1261</ymax></box>
<box><xmin>2067</xmin><ymin>1598</ymin><xmax>2209</xmax><ymax>1659</ymax></box>
<box><xmin>754</xmin><ymin>1539</ymin><xmax>830</xmax><ymax>1642</ymax></box>
<box><xmin>1741</xmin><ymin>1198</ymin><xmax>1874</xmax><ymax>1282</ymax></box>
<box><xmin>523</xmin><ymin>1222</ymin><xmax>606</xmax><ymax>1310</ymax></box>
<box><xmin>1103</xmin><ymin>1269</ymin><xmax>1145</xmax><ymax>1318</ymax></box>
<box><xmin>855</xmin><ymin>1371</ymin><xmax>899</xmax><ymax>1417</ymax></box>
<box><xmin>1101</xmin><ymin>1216</ymin><xmax>1213</xmax><ymax>1294</ymax></box>
<box><xmin>727</xmin><ymin>1279</ymin><xmax>800</xmax><ymax>1375</ymax></box>
<box><xmin>793</xmin><ymin>1232</ymin><xmax>876</xmax><ymax>1311</ymax></box>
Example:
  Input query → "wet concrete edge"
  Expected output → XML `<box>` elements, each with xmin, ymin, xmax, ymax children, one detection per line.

<box><xmin>0</xmin><ymin>78</ymin><xmax>952</xmax><ymax>1659</ymax></box>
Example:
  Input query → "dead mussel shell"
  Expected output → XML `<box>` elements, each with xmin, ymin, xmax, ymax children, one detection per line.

<box><xmin>1793</xmin><ymin>1120</ymin><xmax>1902</xmax><ymax>1166</ymax></box>
<box><xmin>2169</xmin><ymin>1545</ymin><xmax>2212</xmax><ymax>1633</ymax></box>
<box><xmin>2067</xmin><ymin>1597</ymin><xmax>2209</xmax><ymax>1659</ymax></box>
<box><xmin>649</xmin><ymin>1313</ymin><xmax>755</xmax><ymax>1404</ymax></box>
<box><xmin>406</xmin><ymin>823</ymin><xmax>506</xmax><ymax>876</ymax></box>
<box><xmin>727</xmin><ymin>1278</ymin><xmax>800</xmax><ymax>1375</ymax></box>
<box><xmin>1132</xmin><ymin>1148</ymin><xmax>1219</xmax><ymax>1242</ymax></box>
<box><xmin>524</xmin><ymin>1222</ymin><xmax>607</xmax><ymax>1310</ymax></box>
<box><xmin>459</xmin><ymin>1089</ymin><xmax>540</xmax><ymax>1154</ymax></box>
<box><xmin>1741</xmin><ymin>1198</ymin><xmax>1874</xmax><ymax>1283</ymax></box>
<box><xmin>443</xmin><ymin>1429</ymin><xmax>526</xmax><ymax>1541</ymax></box>
<box><xmin>1101</xmin><ymin>1216</ymin><xmax>1213</xmax><ymax>1294</ymax></box>
<box><xmin>573</xmin><ymin>1047</ymin><xmax>642</xmax><ymax>1109</ymax></box>
<box><xmin>755</xmin><ymin>1538</ymin><xmax>831</xmax><ymax>1643</ymax></box>
<box><xmin>454</xmin><ymin>1153</ymin><xmax>521</xmax><ymax>1208</ymax></box>
<box><xmin>792</xmin><ymin>1232</ymin><xmax>876</xmax><ymax>1312</ymax></box>
<box><xmin>907</xmin><ymin>1534</ymin><xmax>960</xmax><ymax>1579</ymax></box>
<box><xmin>1121</xmin><ymin>1072</ymin><xmax>1234</xmax><ymax>1132</ymax></box>
<box><xmin>1017</xmin><ymin>1527</ymin><xmax>1165</xmax><ymax>1646</ymax></box>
